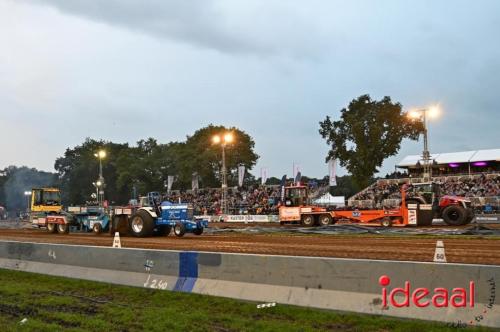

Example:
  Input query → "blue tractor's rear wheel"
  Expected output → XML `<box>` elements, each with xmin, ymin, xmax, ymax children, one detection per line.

<box><xmin>130</xmin><ymin>210</ymin><xmax>155</xmax><ymax>237</ymax></box>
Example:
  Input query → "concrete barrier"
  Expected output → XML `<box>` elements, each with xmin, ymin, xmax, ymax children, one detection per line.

<box><xmin>0</xmin><ymin>240</ymin><xmax>499</xmax><ymax>328</ymax></box>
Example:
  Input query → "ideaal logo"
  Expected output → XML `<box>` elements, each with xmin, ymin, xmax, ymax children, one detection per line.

<box><xmin>378</xmin><ymin>275</ymin><xmax>496</xmax><ymax>328</ymax></box>
<box><xmin>378</xmin><ymin>275</ymin><xmax>474</xmax><ymax>308</ymax></box>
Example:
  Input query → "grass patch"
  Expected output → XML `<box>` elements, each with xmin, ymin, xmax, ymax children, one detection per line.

<box><xmin>0</xmin><ymin>269</ymin><xmax>493</xmax><ymax>331</ymax></box>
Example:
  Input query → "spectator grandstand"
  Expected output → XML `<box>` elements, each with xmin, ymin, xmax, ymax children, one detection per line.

<box><xmin>349</xmin><ymin>173</ymin><xmax>500</xmax><ymax>214</ymax></box>
<box><xmin>346</xmin><ymin>148</ymin><xmax>500</xmax><ymax>213</ymax></box>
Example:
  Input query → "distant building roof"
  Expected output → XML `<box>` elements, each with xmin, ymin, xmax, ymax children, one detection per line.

<box><xmin>397</xmin><ymin>148</ymin><xmax>500</xmax><ymax>167</ymax></box>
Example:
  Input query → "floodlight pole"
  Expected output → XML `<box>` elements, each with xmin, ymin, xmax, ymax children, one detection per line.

<box><xmin>221</xmin><ymin>143</ymin><xmax>228</xmax><ymax>215</ymax></box>
<box><xmin>421</xmin><ymin>110</ymin><xmax>432</xmax><ymax>181</ymax></box>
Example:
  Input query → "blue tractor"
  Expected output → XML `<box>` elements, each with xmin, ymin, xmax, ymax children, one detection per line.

<box><xmin>112</xmin><ymin>192</ymin><xmax>208</xmax><ymax>237</ymax></box>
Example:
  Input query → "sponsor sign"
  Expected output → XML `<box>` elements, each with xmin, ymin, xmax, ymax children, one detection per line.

<box><xmin>206</xmin><ymin>215</ymin><xmax>280</xmax><ymax>223</ymax></box>
<box><xmin>224</xmin><ymin>215</ymin><xmax>273</xmax><ymax>223</ymax></box>
<box><xmin>408</xmin><ymin>209</ymin><xmax>417</xmax><ymax>225</ymax></box>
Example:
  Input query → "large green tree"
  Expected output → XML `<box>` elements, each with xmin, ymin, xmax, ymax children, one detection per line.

<box><xmin>182</xmin><ymin>125</ymin><xmax>259</xmax><ymax>188</ymax></box>
<box><xmin>319</xmin><ymin>95</ymin><xmax>423</xmax><ymax>188</ymax></box>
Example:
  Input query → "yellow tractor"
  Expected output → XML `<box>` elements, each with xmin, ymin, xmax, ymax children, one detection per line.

<box><xmin>30</xmin><ymin>188</ymin><xmax>72</xmax><ymax>233</ymax></box>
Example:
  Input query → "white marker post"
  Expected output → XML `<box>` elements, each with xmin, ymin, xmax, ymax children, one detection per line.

<box><xmin>112</xmin><ymin>232</ymin><xmax>121</xmax><ymax>248</ymax></box>
<box><xmin>433</xmin><ymin>240</ymin><xmax>446</xmax><ymax>263</ymax></box>
<box><xmin>257</xmin><ymin>302</ymin><xmax>276</xmax><ymax>309</ymax></box>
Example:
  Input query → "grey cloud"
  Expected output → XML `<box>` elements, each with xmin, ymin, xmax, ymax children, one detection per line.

<box><xmin>22</xmin><ymin>0</ymin><xmax>319</xmax><ymax>57</ymax></box>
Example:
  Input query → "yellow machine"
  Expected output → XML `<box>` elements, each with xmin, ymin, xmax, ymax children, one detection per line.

<box><xmin>30</xmin><ymin>188</ymin><xmax>71</xmax><ymax>233</ymax></box>
<box><xmin>30</xmin><ymin>188</ymin><xmax>63</xmax><ymax>213</ymax></box>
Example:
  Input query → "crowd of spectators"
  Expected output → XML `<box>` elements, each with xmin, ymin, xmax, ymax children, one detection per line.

<box><xmin>163</xmin><ymin>185</ymin><xmax>282</xmax><ymax>215</ymax></box>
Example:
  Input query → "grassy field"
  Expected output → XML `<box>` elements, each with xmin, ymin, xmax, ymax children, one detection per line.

<box><xmin>0</xmin><ymin>269</ymin><xmax>493</xmax><ymax>332</ymax></box>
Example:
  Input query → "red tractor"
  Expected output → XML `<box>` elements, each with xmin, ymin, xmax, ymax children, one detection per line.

<box><xmin>405</xmin><ymin>182</ymin><xmax>474</xmax><ymax>226</ymax></box>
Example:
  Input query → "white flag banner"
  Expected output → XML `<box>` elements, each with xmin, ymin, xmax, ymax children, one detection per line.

<box><xmin>238</xmin><ymin>165</ymin><xmax>245</xmax><ymax>187</ymax></box>
<box><xmin>328</xmin><ymin>159</ymin><xmax>337</xmax><ymax>187</ymax></box>
<box><xmin>261</xmin><ymin>168</ymin><xmax>268</xmax><ymax>185</ymax></box>
<box><xmin>191</xmin><ymin>172</ymin><xmax>199</xmax><ymax>190</ymax></box>
<box><xmin>293</xmin><ymin>163</ymin><xmax>301</xmax><ymax>179</ymax></box>
<box><xmin>167</xmin><ymin>175</ymin><xmax>175</xmax><ymax>191</ymax></box>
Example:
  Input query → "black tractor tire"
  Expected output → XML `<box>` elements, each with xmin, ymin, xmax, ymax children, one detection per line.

<box><xmin>156</xmin><ymin>225</ymin><xmax>172</xmax><ymax>236</ymax></box>
<box><xmin>318</xmin><ymin>214</ymin><xmax>332</xmax><ymax>226</ymax></box>
<box><xmin>173</xmin><ymin>223</ymin><xmax>186</xmax><ymax>237</ymax></box>
<box><xmin>301</xmin><ymin>215</ymin><xmax>315</xmax><ymax>227</ymax></box>
<box><xmin>129</xmin><ymin>210</ymin><xmax>155</xmax><ymax>237</ymax></box>
<box><xmin>193</xmin><ymin>227</ymin><xmax>204</xmax><ymax>236</ymax></box>
<box><xmin>57</xmin><ymin>223</ymin><xmax>69</xmax><ymax>234</ymax></box>
<box><xmin>381</xmin><ymin>217</ymin><xmax>393</xmax><ymax>227</ymax></box>
<box><xmin>47</xmin><ymin>223</ymin><xmax>57</xmax><ymax>234</ymax></box>
<box><xmin>93</xmin><ymin>223</ymin><xmax>102</xmax><ymax>234</ymax></box>
<box><xmin>111</xmin><ymin>215</ymin><xmax>130</xmax><ymax>236</ymax></box>
<box><xmin>442</xmin><ymin>205</ymin><xmax>468</xmax><ymax>226</ymax></box>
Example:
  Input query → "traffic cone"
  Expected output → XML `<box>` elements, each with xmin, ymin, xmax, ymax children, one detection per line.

<box><xmin>433</xmin><ymin>240</ymin><xmax>446</xmax><ymax>263</ymax></box>
<box><xmin>112</xmin><ymin>232</ymin><xmax>121</xmax><ymax>248</ymax></box>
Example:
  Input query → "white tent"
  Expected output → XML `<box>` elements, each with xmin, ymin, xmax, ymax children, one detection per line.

<box><xmin>434</xmin><ymin>150</ymin><xmax>476</xmax><ymax>164</ymax></box>
<box><xmin>313</xmin><ymin>193</ymin><xmax>345</xmax><ymax>207</ymax></box>
<box><xmin>469</xmin><ymin>149</ymin><xmax>500</xmax><ymax>162</ymax></box>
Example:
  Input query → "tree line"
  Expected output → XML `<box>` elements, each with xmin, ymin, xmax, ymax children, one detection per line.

<box><xmin>1</xmin><ymin>95</ymin><xmax>423</xmax><ymax>211</ymax></box>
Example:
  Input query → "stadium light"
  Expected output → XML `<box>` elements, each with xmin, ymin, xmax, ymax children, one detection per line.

<box><xmin>212</xmin><ymin>135</ymin><xmax>221</xmax><ymax>144</ymax></box>
<box><xmin>212</xmin><ymin>132</ymin><xmax>235</xmax><ymax>215</ymax></box>
<box><xmin>408</xmin><ymin>110</ymin><xmax>421</xmax><ymax>119</ymax></box>
<box><xmin>224</xmin><ymin>133</ymin><xmax>234</xmax><ymax>143</ymax></box>
<box><xmin>407</xmin><ymin>105</ymin><xmax>441</xmax><ymax>180</ymax></box>
<box><xmin>94</xmin><ymin>149</ymin><xmax>107</xmax><ymax>207</ymax></box>
<box><xmin>427</xmin><ymin>105</ymin><xmax>440</xmax><ymax>119</ymax></box>
<box><xmin>24</xmin><ymin>191</ymin><xmax>31</xmax><ymax>214</ymax></box>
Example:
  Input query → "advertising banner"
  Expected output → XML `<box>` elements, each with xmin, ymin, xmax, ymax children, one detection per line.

<box><xmin>261</xmin><ymin>167</ymin><xmax>268</xmax><ymax>185</ymax></box>
<box><xmin>238</xmin><ymin>165</ymin><xmax>245</xmax><ymax>187</ymax></box>
<box><xmin>191</xmin><ymin>172</ymin><xmax>199</xmax><ymax>190</ymax></box>
<box><xmin>167</xmin><ymin>175</ymin><xmax>175</xmax><ymax>191</ymax></box>
<box><xmin>328</xmin><ymin>159</ymin><xmax>337</xmax><ymax>187</ymax></box>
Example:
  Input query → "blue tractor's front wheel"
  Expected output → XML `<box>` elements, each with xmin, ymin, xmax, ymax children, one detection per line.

<box><xmin>173</xmin><ymin>223</ymin><xmax>186</xmax><ymax>237</ymax></box>
<box><xmin>193</xmin><ymin>227</ymin><xmax>203</xmax><ymax>235</ymax></box>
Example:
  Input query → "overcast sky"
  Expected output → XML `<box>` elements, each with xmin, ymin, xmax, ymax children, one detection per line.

<box><xmin>1</xmin><ymin>0</ymin><xmax>499</xmax><ymax>178</ymax></box>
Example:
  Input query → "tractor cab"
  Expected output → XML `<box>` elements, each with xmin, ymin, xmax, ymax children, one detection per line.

<box><xmin>31</xmin><ymin>188</ymin><xmax>62</xmax><ymax>213</ymax></box>
<box><xmin>284</xmin><ymin>186</ymin><xmax>309</xmax><ymax>207</ymax></box>
<box><xmin>407</xmin><ymin>182</ymin><xmax>440</xmax><ymax>206</ymax></box>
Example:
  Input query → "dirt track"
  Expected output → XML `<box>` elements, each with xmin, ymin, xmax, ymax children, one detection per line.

<box><xmin>1</xmin><ymin>226</ymin><xmax>500</xmax><ymax>265</ymax></box>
